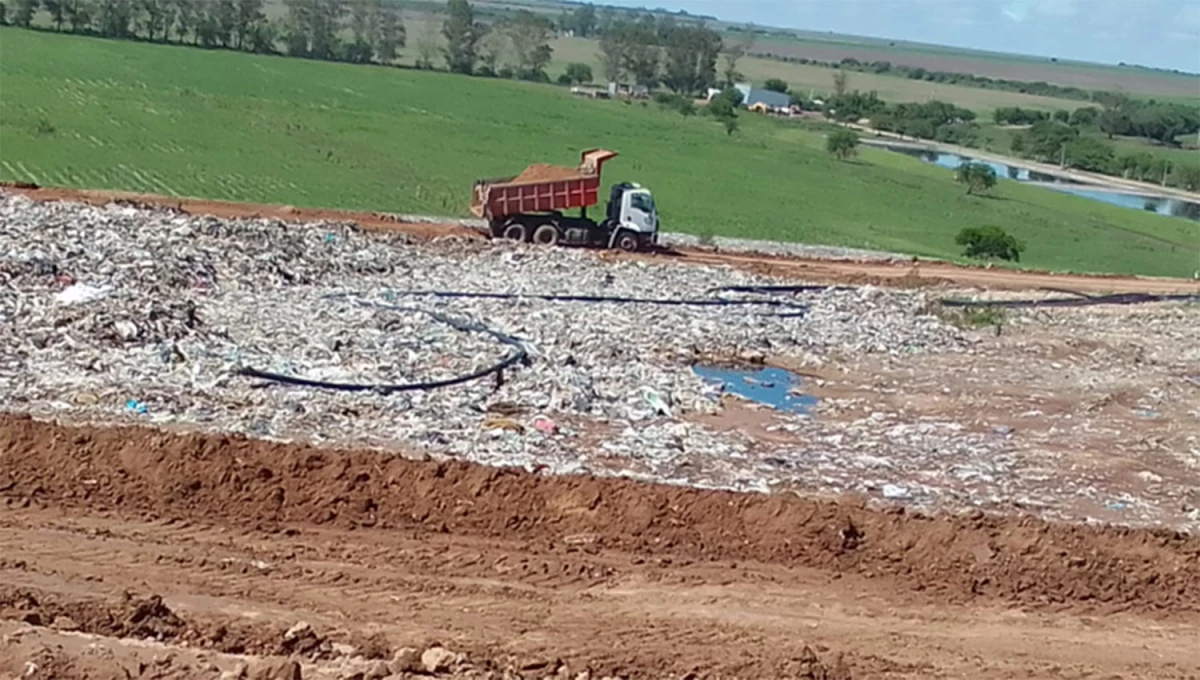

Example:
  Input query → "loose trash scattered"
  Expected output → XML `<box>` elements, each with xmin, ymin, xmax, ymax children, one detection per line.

<box><xmin>2</xmin><ymin>191</ymin><xmax>1197</xmax><ymax>531</ymax></box>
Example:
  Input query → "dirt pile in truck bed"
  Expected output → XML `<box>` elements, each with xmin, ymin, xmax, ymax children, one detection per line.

<box><xmin>511</xmin><ymin>163</ymin><xmax>587</xmax><ymax>184</ymax></box>
<box><xmin>3</xmin><ymin>413</ymin><xmax>1198</xmax><ymax>616</ymax></box>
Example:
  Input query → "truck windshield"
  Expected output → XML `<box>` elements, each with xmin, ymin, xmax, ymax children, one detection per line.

<box><xmin>630</xmin><ymin>193</ymin><xmax>655</xmax><ymax>214</ymax></box>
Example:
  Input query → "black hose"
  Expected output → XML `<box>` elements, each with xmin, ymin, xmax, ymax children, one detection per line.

<box><xmin>236</xmin><ymin>287</ymin><xmax>811</xmax><ymax>393</ymax></box>
<box><xmin>366</xmin><ymin>288</ymin><xmax>812</xmax><ymax>312</ymax></box>
<box><xmin>237</xmin><ymin>301</ymin><xmax>528</xmax><ymax>394</ymax></box>
<box><xmin>237</xmin><ymin>283</ymin><xmax>1195</xmax><ymax>394</ymax></box>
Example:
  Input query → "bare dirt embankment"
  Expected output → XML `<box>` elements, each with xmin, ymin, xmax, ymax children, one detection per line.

<box><xmin>6</xmin><ymin>182</ymin><xmax>1197</xmax><ymax>295</ymax></box>
<box><xmin>3</xmin><ymin>414</ymin><xmax>1200</xmax><ymax>679</ymax></box>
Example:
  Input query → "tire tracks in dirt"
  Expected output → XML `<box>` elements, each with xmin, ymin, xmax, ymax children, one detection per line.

<box><xmin>2</xmin><ymin>414</ymin><xmax>1200</xmax><ymax>678</ymax></box>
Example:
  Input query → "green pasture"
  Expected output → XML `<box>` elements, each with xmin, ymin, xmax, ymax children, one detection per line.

<box><xmin>1</xmin><ymin>28</ymin><xmax>1196</xmax><ymax>278</ymax></box>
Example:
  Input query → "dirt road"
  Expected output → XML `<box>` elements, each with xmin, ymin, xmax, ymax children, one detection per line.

<box><xmin>2</xmin><ymin>414</ymin><xmax>1199</xmax><ymax>679</ymax></box>
<box><xmin>6</xmin><ymin>183</ymin><xmax>1198</xmax><ymax>296</ymax></box>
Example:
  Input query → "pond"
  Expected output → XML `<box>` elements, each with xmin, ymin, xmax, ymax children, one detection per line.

<box><xmin>692</xmin><ymin>364</ymin><xmax>817</xmax><ymax>415</ymax></box>
<box><xmin>881</xmin><ymin>146</ymin><xmax>1200</xmax><ymax>221</ymax></box>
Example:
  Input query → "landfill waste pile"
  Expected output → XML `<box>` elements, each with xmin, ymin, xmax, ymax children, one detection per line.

<box><xmin>2</xmin><ymin>190</ymin><xmax>1195</xmax><ymax>528</ymax></box>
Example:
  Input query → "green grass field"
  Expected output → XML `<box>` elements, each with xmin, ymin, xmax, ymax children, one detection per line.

<box><xmin>1</xmin><ymin>28</ymin><xmax>1197</xmax><ymax>278</ymax></box>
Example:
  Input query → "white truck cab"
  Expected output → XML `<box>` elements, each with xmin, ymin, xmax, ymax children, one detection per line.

<box><xmin>607</xmin><ymin>182</ymin><xmax>660</xmax><ymax>250</ymax></box>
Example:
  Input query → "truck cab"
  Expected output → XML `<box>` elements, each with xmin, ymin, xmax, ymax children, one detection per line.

<box><xmin>607</xmin><ymin>182</ymin><xmax>660</xmax><ymax>250</ymax></box>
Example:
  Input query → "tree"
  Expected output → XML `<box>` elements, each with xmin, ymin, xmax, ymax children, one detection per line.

<box><xmin>414</xmin><ymin>21</ymin><xmax>440</xmax><ymax>69</ymax></box>
<box><xmin>95</xmin><ymin>0</ymin><xmax>135</xmax><ymax>37</ymax></box>
<box><xmin>1023</xmin><ymin>120</ymin><xmax>1078</xmax><ymax>161</ymax></box>
<box><xmin>955</xmin><ymin>226</ymin><xmax>1024</xmax><ymax>262</ymax></box>
<box><xmin>442</xmin><ymin>0</ymin><xmax>482</xmax><ymax>74</ymax></box>
<box><xmin>504</xmin><ymin>10</ymin><xmax>553</xmax><ymax>81</ymax></box>
<box><xmin>233</xmin><ymin>0</ymin><xmax>266</xmax><ymax>50</ymax></box>
<box><xmin>1069</xmin><ymin>106</ymin><xmax>1099</xmax><ymax>127</ymax></box>
<box><xmin>825</xmin><ymin>128</ymin><xmax>859</xmax><ymax>160</ymax></box>
<box><xmin>707</xmin><ymin>87</ymin><xmax>741</xmax><ymax>135</ymax></box>
<box><xmin>565</xmin><ymin>62</ymin><xmax>592</xmax><ymax>85</ymax></box>
<box><xmin>172</xmin><ymin>0</ymin><xmax>199</xmax><ymax>42</ymax></box>
<box><xmin>371</xmin><ymin>2</ymin><xmax>403</xmax><ymax>63</ymax></box>
<box><xmin>11</xmin><ymin>0</ymin><xmax>37</xmax><ymax>27</ymax></box>
<box><xmin>661</xmin><ymin>24</ymin><xmax>720</xmax><ymax>94</ymax></box>
<box><xmin>722</xmin><ymin>34</ymin><xmax>751</xmax><ymax>86</ymax></box>
<box><xmin>619</xmin><ymin>22</ymin><xmax>659</xmax><ymax>87</ymax></box>
<box><xmin>211</xmin><ymin>0</ymin><xmax>236</xmax><ymax>46</ymax></box>
<box><xmin>597</xmin><ymin>22</ymin><xmax>625</xmax><ymax>83</ymax></box>
<box><xmin>956</xmin><ymin>162</ymin><xmax>997</xmax><ymax>195</ymax></box>
<box><xmin>763</xmin><ymin>78</ymin><xmax>788</xmax><ymax>94</ymax></box>
<box><xmin>477</xmin><ymin>28</ymin><xmax>506</xmax><ymax>75</ymax></box>
<box><xmin>0</xmin><ymin>3</ymin><xmax>7</xmax><ymax>24</ymax></box>
<box><xmin>139</xmin><ymin>0</ymin><xmax>172</xmax><ymax>41</ymax></box>
<box><xmin>832</xmin><ymin>69</ymin><xmax>848</xmax><ymax>97</ymax></box>
<box><xmin>1064</xmin><ymin>136</ymin><xmax>1116</xmax><ymax>174</ymax></box>
<box><xmin>1170</xmin><ymin>164</ymin><xmax>1200</xmax><ymax>192</ymax></box>
<box><xmin>282</xmin><ymin>0</ymin><xmax>344</xmax><ymax>60</ymax></box>
<box><xmin>43</xmin><ymin>0</ymin><xmax>66</xmax><ymax>29</ymax></box>
<box><xmin>1053</xmin><ymin>109</ymin><xmax>1070</xmax><ymax>123</ymax></box>
<box><xmin>569</xmin><ymin>2</ymin><xmax>595</xmax><ymax>37</ymax></box>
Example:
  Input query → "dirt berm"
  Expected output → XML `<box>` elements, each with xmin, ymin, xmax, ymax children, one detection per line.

<box><xmin>2</xmin><ymin>414</ymin><xmax>1197</xmax><ymax>617</ymax></box>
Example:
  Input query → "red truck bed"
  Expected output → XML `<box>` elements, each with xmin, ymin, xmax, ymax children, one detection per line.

<box><xmin>471</xmin><ymin>149</ymin><xmax>617</xmax><ymax>221</ymax></box>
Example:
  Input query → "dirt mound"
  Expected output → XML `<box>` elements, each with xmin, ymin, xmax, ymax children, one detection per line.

<box><xmin>2</xmin><ymin>414</ymin><xmax>1198</xmax><ymax>616</ymax></box>
<box><xmin>1</xmin><ymin>588</ymin><xmax>186</xmax><ymax>641</ymax></box>
<box><xmin>511</xmin><ymin>163</ymin><xmax>585</xmax><ymax>184</ymax></box>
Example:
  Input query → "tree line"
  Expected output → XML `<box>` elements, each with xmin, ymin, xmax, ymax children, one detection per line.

<box><xmin>823</xmin><ymin>82</ymin><xmax>1200</xmax><ymax>191</ymax></box>
<box><xmin>2</xmin><ymin>0</ymin><xmax>406</xmax><ymax>65</ymax></box>
<box><xmin>996</xmin><ymin>99</ymin><xmax>1200</xmax><ymax>146</ymax></box>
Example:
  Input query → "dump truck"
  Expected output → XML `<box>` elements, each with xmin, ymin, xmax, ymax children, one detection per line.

<box><xmin>470</xmin><ymin>149</ymin><xmax>660</xmax><ymax>252</ymax></box>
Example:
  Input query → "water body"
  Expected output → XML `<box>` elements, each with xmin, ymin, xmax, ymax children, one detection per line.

<box><xmin>692</xmin><ymin>364</ymin><xmax>817</xmax><ymax>415</ymax></box>
<box><xmin>880</xmin><ymin>145</ymin><xmax>1200</xmax><ymax>221</ymax></box>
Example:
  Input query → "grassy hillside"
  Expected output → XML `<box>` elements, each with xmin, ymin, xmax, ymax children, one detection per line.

<box><xmin>1</xmin><ymin>28</ymin><xmax>1197</xmax><ymax>278</ymax></box>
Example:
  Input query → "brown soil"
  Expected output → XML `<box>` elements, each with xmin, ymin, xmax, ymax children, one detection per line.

<box><xmin>511</xmin><ymin>163</ymin><xmax>586</xmax><ymax>184</ymax></box>
<box><xmin>2</xmin><ymin>414</ymin><xmax>1200</xmax><ymax>679</ymax></box>
<box><xmin>7</xmin><ymin>183</ymin><xmax>1197</xmax><ymax>296</ymax></box>
<box><xmin>1</xmin><ymin>184</ymin><xmax>482</xmax><ymax>242</ymax></box>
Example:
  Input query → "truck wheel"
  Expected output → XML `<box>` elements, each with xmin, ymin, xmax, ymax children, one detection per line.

<box><xmin>615</xmin><ymin>232</ymin><xmax>641</xmax><ymax>252</ymax></box>
<box><xmin>532</xmin><ymin>224</ymin><xmax>560</xmax><ymax>246</ymax></box>
<box><xmin>501</xmin><ymin>223</ymin><xmax>528</xmax><ymax>243</ymax></box>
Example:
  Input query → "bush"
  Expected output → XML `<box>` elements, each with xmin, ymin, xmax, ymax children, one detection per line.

<box><xmin>825</xmin><ymin>129</ymin><xmax>859</xmax><ymax>160</ymax></box>
<box><xmin>763</xmin><ymin>78</ymin><xmax>789</xmax><ymax>94</ymax></box>
<box><xmin>557</xmin><ymin>73</ymin><xmax>573</xmax><ymax>85</ymax></box>
<box><xmin>955</xmin><ymin>162</ymin><xmax>997</xmax><ymax>195</ymax></box>
<box><xmin>564</xmin><ymin>62</ymin><xmax>593</xmax><ymax>85</ymax></box>
<box><xmin>955</xmin><ymin>226</ymin><xmax>1025</xmax><ymax>262</ymax></box>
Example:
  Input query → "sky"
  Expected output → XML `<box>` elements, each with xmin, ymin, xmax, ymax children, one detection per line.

<box><xmin>606</xmin><ymin>0</ymin><xmax>1200</xmax><ymax>73</ymax></box>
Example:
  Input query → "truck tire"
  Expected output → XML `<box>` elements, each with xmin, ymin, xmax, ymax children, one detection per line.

<box><xmin>615</xmin><ymin>232</ymin><xmax>641</xmax><ymax>252</ymax></box>
<box><xmin>501</xmin><ymin>223</ymin><xmax>528</xmax><ymax>243</ymax></box>
<box><xmin>532</xmin><ymin>224</ymin><xmax>560</xmax><ymax>246</ymax></box>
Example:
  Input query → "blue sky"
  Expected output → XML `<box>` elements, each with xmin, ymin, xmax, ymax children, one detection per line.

<box><xmin>606</xmin><ymin>0</ymin><xmax>1200</xmax><ymax>73</ymax></box>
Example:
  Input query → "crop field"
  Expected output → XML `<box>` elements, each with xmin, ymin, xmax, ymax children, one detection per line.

<box><xmin>1</xmin><ymin>28</ymin><xmax>1198</xmax><ymax>277</ymax></box>
<box><xmin>741</xmin><ymin>33</ymin><xmax>1200</xmax><ymax>99</ymax></box>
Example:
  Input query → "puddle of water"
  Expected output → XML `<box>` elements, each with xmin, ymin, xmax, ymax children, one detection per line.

<box><xmin>692</xmin><ymin>364</ymin><xmax>817</xmax><ymax>415</ymax></box>
<box><xmin>880</xmin><ymin>146</ymin><xmax>1200</xmax><ymax>221</ymax></box>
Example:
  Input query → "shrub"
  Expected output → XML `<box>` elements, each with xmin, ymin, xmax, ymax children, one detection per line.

<box><xmin>825</xmin><ymin>129</ymin><xmax>859</xmax><ymax>160</ymax></box>
<box><xmin>955</xmin><ymin>162</ymin><xmax>997</xmax><ymax>195</ymax></box>
<box><xmin>564</xmin><ymin>62</ymin><xmax>593</xmax><ymax>85</ymax></box>
<box><xmin>763</xmin><ymin>78</ymin><xmax>789</xmax><ymax>93</ymax></box>
<box><xmin>955</xmin><ymin>226</ymin><xmax>1025</xmax><ymax>262</ymax></box>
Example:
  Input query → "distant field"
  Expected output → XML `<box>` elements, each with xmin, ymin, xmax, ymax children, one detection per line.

<box><xmin>741</xmin><ymin>34</ymin><xmax>1200</xmax><ymax>100</ymax></box>
<box><xmin>1</xmin><ymin>28</ymin><xmax>1197</xmax><ymax>278</ymax></box>
<box><xmin>547</xmin><ymin>36</ymin><xmax>1088</xmax><ymax>114</ymax></box>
